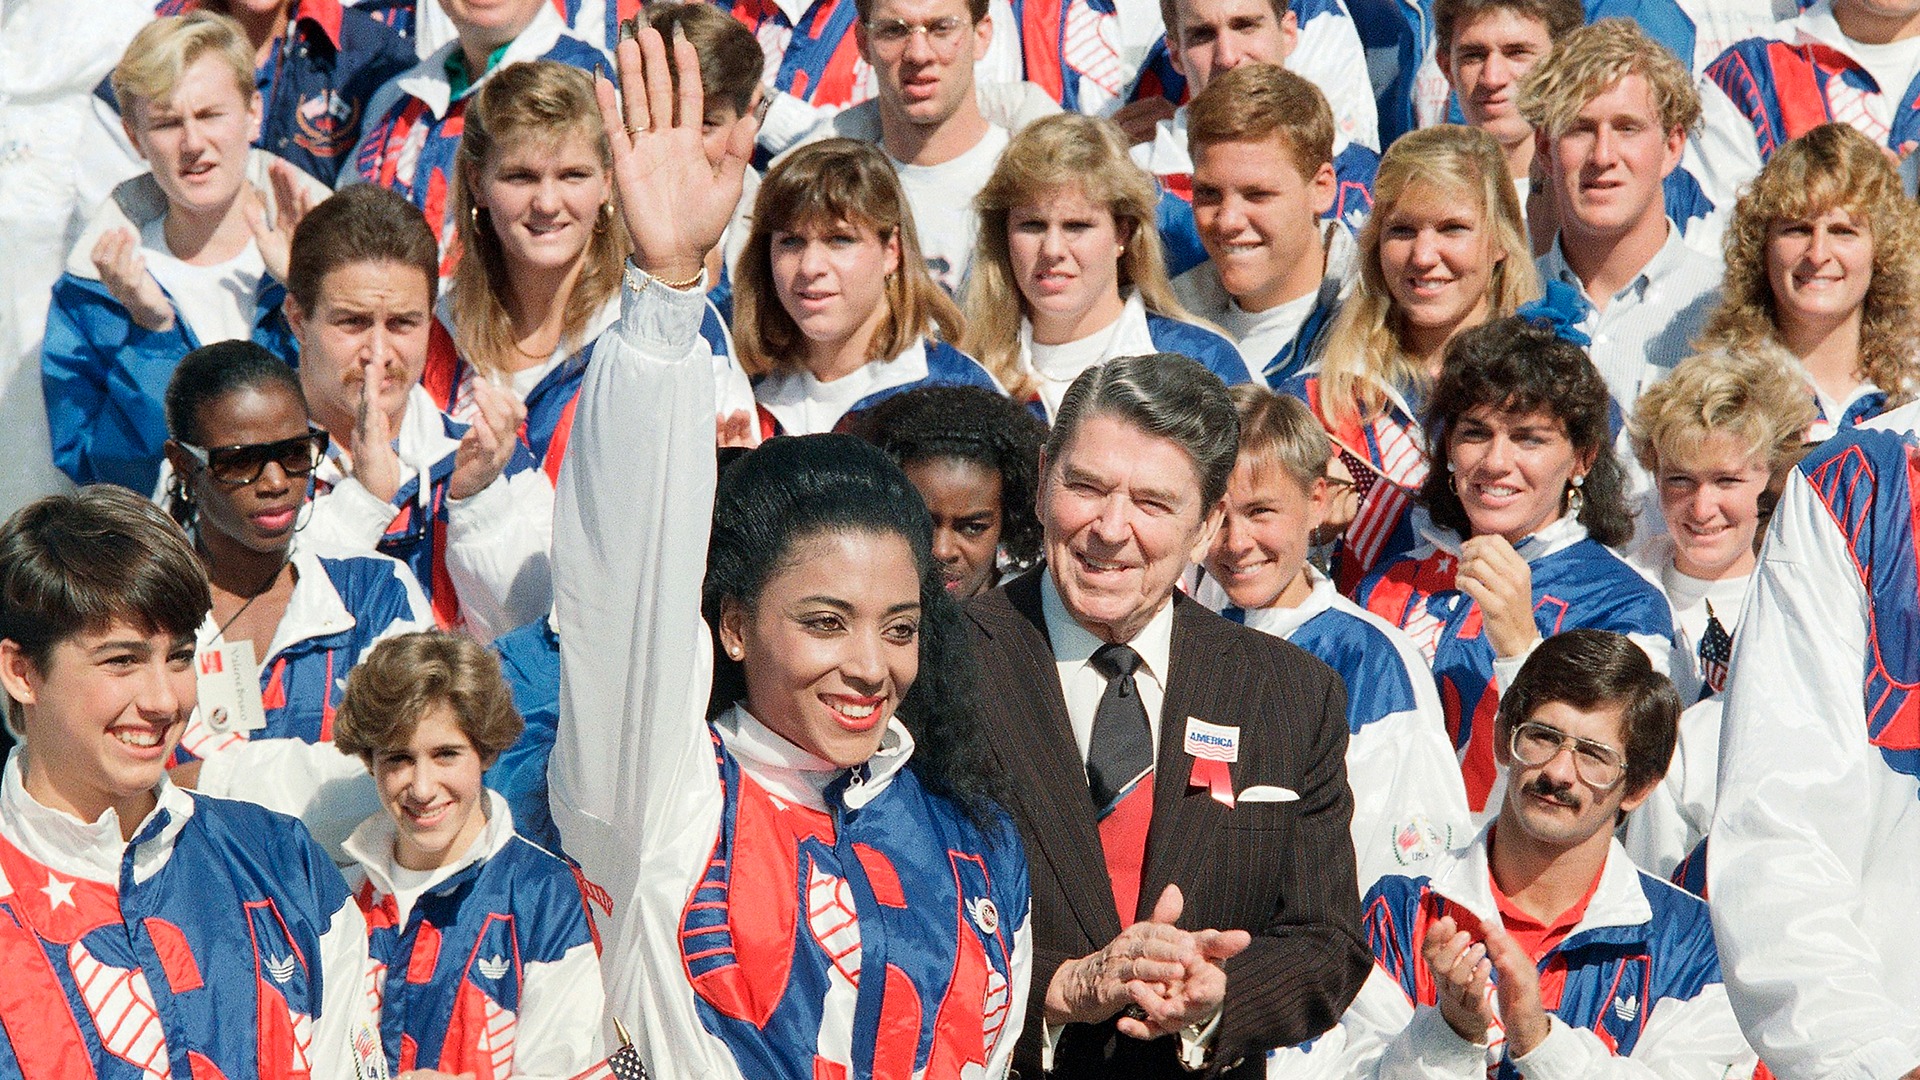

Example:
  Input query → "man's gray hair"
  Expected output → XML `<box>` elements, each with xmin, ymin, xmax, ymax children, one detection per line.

<box><xmin>1046</xmin><ymin>354</ymin><xmax>1241</xmax><ymax>508</ymax></box>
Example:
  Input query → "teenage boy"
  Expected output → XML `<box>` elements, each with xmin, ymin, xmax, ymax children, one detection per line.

<box><xmin>1433</xmin><ymin>0</ymin><xmax>1582</xmax><ymax>205</ymax></box>
<box><xmin>1175</xmin><ymin>63</ymin><xmax>1355</xmax><ymax>388</ymax></box>
<box><xmin>1274</xmin><ymin>629</ymin><xmax>1758</xmax><ymax>1076</ymax></box>
<box><xmin>1133</xmin><ymin>0</ymin><xmax>1380</xmax><ymax>276</ymax></box>
<box><xmin>1197</xmin><ymin>386</ymin><xmax>1471</xmax><ymax>890</ymax></box>
<box><xmin>43</xmin><ymin>11</ymin><xmax>329</xmax><ymax>495</ymax></box>
<box><xmin>1518</xmin><ymin>18</ymin><xmax>1721</xmax><ymax>414</ymax></box>
<box><xmin>0</xmin><ymin>486</ymin><xmax>374</xmax><ymax>1079</ymax></box>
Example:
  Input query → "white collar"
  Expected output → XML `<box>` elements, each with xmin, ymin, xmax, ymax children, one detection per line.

<box><xmin>195</xmin><ymin>546</ymin><xmax>360</xmax><ymax>661</ymax></box>
<box><xmin>757</xmin><ymin>338</ymin><xmax>932</xmax><ymax>435</ymax></box>
<box><xmin>1039</xmin><ymin>565</ymin><xmax>1176</xmax><ymax>690</ymax></box>
<box><xmin>394</xmin><ymin>3</ymin><xmax>573</xmax><ymax>117</ymax></box>
<box><xmin>1216</xmin><ymin>564</ymin><xmax>1339</xmax><ymax>640</ymax></box>
<box><xmin>1418</xmin><ymin>512</ymin><xmax>1590</xmax><ymax>563</ymax></box>
<box><xmin>1544</xmin><ymin>220</ymin><xmax>1695</xmax><ymax>306</ymax></box>
<box><xmin>1427</xmin><ymin>823</ymin><xmax>1655</xmax><ymax>940</ymax></box>
<box><xmin>342</xmin><ymin>788</ymin><xmax>518</xmax><ymax>899</ymax></box>
<box><xmin>714</xmin><ymin>703</ymin><xmax>917</xmax><ymax>813</ymax></box>
<box><xmin>0</xmin><ymin>751</ymin><xmax>196</xmax><ymax>888</ymax></box>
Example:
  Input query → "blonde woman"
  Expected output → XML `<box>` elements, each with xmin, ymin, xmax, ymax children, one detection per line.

<box><xmin>1699</xmin><ymin>122</ymin><xmax>1920</xmax><ymax>443</ymax></box>
<box><xmin>427</xmin><ymin>60</ymin><xmax>752</xmax><ymax>474</ymax></box>
<box><xmin>734</xmin><ymin>138</ymin><xmax>1003</xmax><ymax>436</ymax></box>
<box><xmin>1621</xmin><ymin>349</ymin><xmax>1814</xmax><ymax>877</ymax></box>
<box><xmin>961</xmin><ymin>112</ymin><xmax>1248</xmax><ymax>422</ymax></box>
<box><xmin>1288</xmin><ymin>124</ymin><xmax>1539</xmax><ymax>592</ymax></box>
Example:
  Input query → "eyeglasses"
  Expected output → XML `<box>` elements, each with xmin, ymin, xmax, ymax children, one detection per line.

<box><xmin>1507</xmin><ymin>720</ymin><xmax>1628</xmax><ymax>789</ymax></box>
<box><xmin>864</xmin><ymin>16</ymin><xmax>970</xmax><ymax>58</ymax></box>
<box><xmin>178</xmin><ymin>430</ymin><xmax>330</xmax><ymax>487</ymax></box>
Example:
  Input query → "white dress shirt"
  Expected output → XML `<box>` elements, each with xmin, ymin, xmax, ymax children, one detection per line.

<box><xmin>1039</xmin><ymin>569</ymin><xmax>1176</xmax><ymax>773</ymax></box>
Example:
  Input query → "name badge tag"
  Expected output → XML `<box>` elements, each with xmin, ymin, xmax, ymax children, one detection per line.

<box><xmin>1183</xmin><ymin>717</ymin><xmax>1239</xmax><ymax>808</ymax></box>
<box><xmin>195</xmin><ymin>639</ymin><xmax>267</xmax><ymax>735</ymax></box>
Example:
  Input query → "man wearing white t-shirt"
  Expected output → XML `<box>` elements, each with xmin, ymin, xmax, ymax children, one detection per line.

<box><xmin>796</xmin><ymin>0</ymin><xmax>1009</xmax><ymax>294</ymax></box>
<box><xmin>1695</xmin><ymin>0</ymin><xmax>1920</xmax><ymax>215</ymax></box>
<box><xmin>1172</xmin><ymin>64</ymin><xmax>1354</xmax><ymax>389</ymax></box>
<box><xmin>42</xmin><ymin>12</ymin><xmax>322</xmax><ymax>496</ymax></box>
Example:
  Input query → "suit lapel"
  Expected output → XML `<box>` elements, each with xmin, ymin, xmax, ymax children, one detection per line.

<box><xmin>1138</xmin><ymin>595</ymin><xmax>1217</xmax><ymax>923</ymax></box>
<box><xmin>994</xmin><ymin>571</ymin><xmax>1125</xmax><ymax>945</ymax></box>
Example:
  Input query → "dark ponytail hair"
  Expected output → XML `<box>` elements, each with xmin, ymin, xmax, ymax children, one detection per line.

<box><xmin>162</xmin><ymin>340</ymin><xmax>306</xmax><ymax>525</ymax></box>
<box><xmin>701</xmin><ymin>433</ymin><xmax>1003</xmax><ymax>829</ymax></box>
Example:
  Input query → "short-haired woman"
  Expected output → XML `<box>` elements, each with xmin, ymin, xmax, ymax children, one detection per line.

<box><xmin>1620</xmin><ymin>350</ymin><xmax>1814</xmax><ymax>877</ymax></box>
<box><xmin>335</xmin><ymin>631</ymin><xmax>604</xmax><ymax>1080</ymax></box>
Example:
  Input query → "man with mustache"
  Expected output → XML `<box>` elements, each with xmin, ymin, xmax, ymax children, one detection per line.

<box><xmin>1273</xmin><ymin>629</ymin><xmax>1759</xmax><ymax>1076</ymax></box>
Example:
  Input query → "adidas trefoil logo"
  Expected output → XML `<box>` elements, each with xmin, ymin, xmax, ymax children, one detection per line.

<box><xmin>477</xmin><ymin>954</ymin><xmax>511</xmax><ymax>980</ymax></box>
<box><xmin>265</xmin><ymin>954</ymin><xmax>298</xmax><ymax>984</ymax></box>
<box><xmin>1612</xmin><ymin>994</ymin><xmax>1639</xmax><ymax>1023</ymax></box>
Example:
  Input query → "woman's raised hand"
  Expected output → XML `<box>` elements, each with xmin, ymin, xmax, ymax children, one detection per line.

<box><xmin>594</xmin><ymin>25</ymin><xmax>757</xmax><ymax>285</ymax></box>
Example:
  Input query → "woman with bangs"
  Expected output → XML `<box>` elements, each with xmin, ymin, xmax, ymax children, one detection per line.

<box><xmin>1699</xmin><ymin>123</ymin><xmax>1920</xmax><ymax>443</ymax></box>
<box><xmin>734</xmin><ymin>138</ymin><xmax>1004</xmax><ymax>437</ymax></box>
<box><xmin>428</xmin><ymin>60</ymin><xmax>753</xmax><ymax>474</ymax></box>
<box><xmin>1354</xmin><ymin>317</ymin><xmax>1673</xmax><ymax>819</ymax></box>
<box><xmin>959</xmin><ymin>113</ymin><xmax>1249</xmax><ymax>423</ymax></box>
<box><xmin>1287</xmin><ymin>125</ymin><xmax>1539</xmax><ymax>593</ymax></box>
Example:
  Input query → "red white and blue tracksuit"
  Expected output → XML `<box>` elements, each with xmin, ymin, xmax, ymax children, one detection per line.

<box><xmin>1355</xmin><ymin>516</ymin><xmax>1677</xmax><ymax>816</ymax></box>
<box><xmin>1198</xmin><ymin>567</ymin><xmax>1472</xmax><ymax>892</ymax></box>
<box><xmin>1283</xmin><ymin>370</ymin><xmax>1427</xmax><ymax>594</ymax></box>
<box><xmin>343</xmin><ymin>792</ymin><xmax>604</xmax><ymax>1079</ymax></box>
<box><xmin>152</xmin><ymin>0</ymin><xmax>414</xmax><ymax>186</ymax></box>
<box><xmin>1271</xmin><ymin>827</ymin><xmax>1757</xmax><ymax>1077</ymax></box>
<box><xmin>1694</xmin><ymin>0</ymin><xmax>1920</xmax><ymax>222</ymax></box>
<box><xmin>301</xmin><ymin>385</ymin><xmax>554</xmax><ymax>643</ymax></box>
<box><xmin>41</xmin><ymin>155</ymin><xmax>317</xmax><ymax>494</ymax></box>
<box><xmin>717</xmin><ymin>0</ymin><xmax>873</xmax><ymax>120</ymax></box>
<box><xmin>344</xmin><ymin>3</ymin><xmax>605</xmax><ymax>256</ymax></box>
<box><xmin>180</xmin><ymin>547</ymin><xmax>433</xmax><ymax>855</ymax></box>
<box><xmin>548</xmin><ymin>276</ymin><xmax>1033</xmax><ymax>1080</ymax></box>
<box><xmin>1009</xmin><ymin>291</ymin><xmax>1251</xmax><ymax>422</ymax></box>
<box><xmin>420</xmin><ymin>295</ymin><xmax>755</xmax><ymax>481</ymax></box>
<box><xmin>0</xmin><ymin>756</ymin><xmax>373</xmax><ymax>1080</ymax></box>
<box><xmin>1710</xmin><ymin>403</ymin><xmax>1920</xmax><ymax>1079</ymax></box>
<box><xmin>1005</xmin><ymin>0</ymin><xmax>1130</xmax><ymax>114</ymax></box>
<box><xmin>752</xmin><ymin>338</ymin><xmax>1008</xmax><ymax>437</ymax></box>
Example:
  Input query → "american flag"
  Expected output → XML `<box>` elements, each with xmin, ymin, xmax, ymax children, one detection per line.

<box><xmin>1338</xmin><ymin>446</ymin><xmax>1415</xmax><ymax>577</ymax></box>
<box><xmin>568</xmin><ymin>1021</ymin><xmax>651</xmax><ymax>1080</ymax></box>
<box><xmin>1697</xmin><ymin>601</ymin><xmax>1732</xmax><ymax>699</ymax></box>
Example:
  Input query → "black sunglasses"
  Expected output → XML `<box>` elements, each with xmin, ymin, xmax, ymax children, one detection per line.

<box><xmin>178</xmin><ymin>430</ymin><xmax>330</xmax><ymax>488</ymax></box>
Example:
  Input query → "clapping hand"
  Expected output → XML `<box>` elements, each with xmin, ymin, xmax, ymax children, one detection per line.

<box><xmin>448</xmin><ymin>375</ymin><xmax>526</xmax><ymax>501</ymax></box>
<box><xmin>91</xmin><ymin>228</ymin><xmax>175</xmax><ymax>332</ymax></box>
<box><xmin>1422</xmin><ymin>914</ymin><xmax>1497</xmax><ymax>1045</ymax></box>
<box><xmin>246</xmin><ymin>157</ymin><xmax>319</xmax><ymax>284</ymax></box>
<box><xmin>594</xmin><ymin>23</ymin><xmax>757</xmax><ymax>284</ymax></box>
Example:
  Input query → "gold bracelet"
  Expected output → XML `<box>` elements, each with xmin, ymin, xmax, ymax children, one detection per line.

<box><xmin>624</xmin><ymin>262</ymin><xmax>706</xmax><ymax>294</ymax></box>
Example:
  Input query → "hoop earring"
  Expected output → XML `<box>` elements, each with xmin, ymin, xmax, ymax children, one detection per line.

<box><xmin>1566</xmin><ymin>473</ymin><xmax>1586</xmax><ymax>520</ymax></box>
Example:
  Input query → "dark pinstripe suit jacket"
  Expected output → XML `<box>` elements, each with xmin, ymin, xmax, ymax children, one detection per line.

<box><xmin>964</xmin><ymin>568</ymin><xmax>1370</xmax><ymax>1079</ymax></box>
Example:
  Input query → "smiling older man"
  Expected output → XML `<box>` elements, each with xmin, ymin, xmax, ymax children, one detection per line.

<box><xmin>963</xmin><ymin>353</ymin><xmax>1368</xmax><ymax>1078</ymax></box>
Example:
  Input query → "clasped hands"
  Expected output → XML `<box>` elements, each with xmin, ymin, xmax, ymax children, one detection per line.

<box><xmin>1044</xmin><ymin>884</ymin><xmax>1251</xmax><ymax>1041</ymax></box>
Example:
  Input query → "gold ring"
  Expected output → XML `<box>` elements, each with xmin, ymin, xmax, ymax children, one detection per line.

<box><xmin>625</xmin><ymin>125</ymin><xmax>640</xmax><ymax>137</ymax></box>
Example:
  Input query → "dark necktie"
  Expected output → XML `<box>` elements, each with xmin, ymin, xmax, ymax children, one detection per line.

<box><xmin>1087</xmin><ymin>643</ymin><xmax>1154</xmax><ymax>817</ymax></box>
